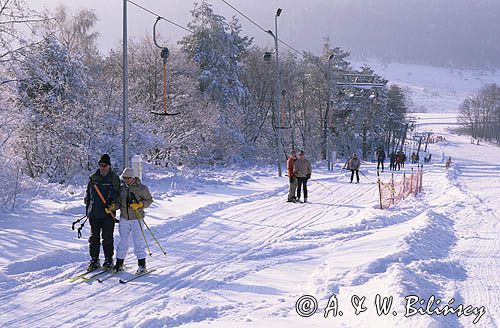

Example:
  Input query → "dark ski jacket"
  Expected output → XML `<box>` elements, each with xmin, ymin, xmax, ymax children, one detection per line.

<box><xmin>85</xmin><ymin>169</ymin><xmax>120</xmax><ymax>219</ymax></box>
<box><xmin>376</xmin><ymin>149</ymin><xmax>386</xmax><ymax>161</ymax></box>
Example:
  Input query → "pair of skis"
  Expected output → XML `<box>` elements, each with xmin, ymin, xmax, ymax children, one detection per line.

<box><xmin>68</xmin><ymin>267</ymin><xmax>156</xmax><ymax>284</ymax></box>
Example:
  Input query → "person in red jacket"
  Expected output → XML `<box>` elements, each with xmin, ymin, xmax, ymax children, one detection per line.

<box><xmin>287</xmin><ymin>150</ymin><xmax>298</xmax><ymax>202</ymax></box>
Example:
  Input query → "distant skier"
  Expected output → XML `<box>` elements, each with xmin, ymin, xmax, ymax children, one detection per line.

<box><xmin>411</xmin><ymin>152</ymin><xmax>417</xmax><ymax>164</ymax></box>
<box><xmin>348</xmin><ymin>153</ymin><xmax>361</xmax><ymax>183</ymax></box>
<box><xmin>287</xmin><ymin>150</ymin><xmax>298</xmax><ymax>202</ymax></box>
<box><xmin>84</xmin><ymin>154</ymin><xmax>121</xmax><ymax>272</ymax></box>
<box><xmin>115</xmin><ymin>168</ymin><xmax>153</xmax><ymax>275</ymax></box>
<box><xmin>389</xmin><ymin>152</ymin><xmax>396</xmax><ymax>170</ymax></box>
<box><xmin>395</xmin><ymin>151</ymin><xmax>403</xmax><ymax>170</ymax></box>
<box><xmin>445</xmin><ymin>156</ymin><xmax>452</xmax><ymax>169</ymax></box>
<box><xmin>376</xmin><ymin>147</ymin><xmax>385</xmax><ymax>172</ymax></box>
<box><xmin>401</xmin><ymin>152</ymin><xmax>407</xmax><ymax>168</ymax></box>
<box><xmin>295</xmin><ymin>150</ymin><xmax>312</xmax><ymax>203</ymax></box>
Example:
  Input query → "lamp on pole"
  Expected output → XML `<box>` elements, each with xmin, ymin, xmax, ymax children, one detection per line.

<box><xmin>265</xmin><ymin>8</ymin><xmax>283</xmax><ymax>177</ymax></box>
<box><xmin>326</xmin><ymin>53</ymin><xmax>334</xmax><ymax>170</ymax></box>
<box><xmin>122</xmin><ymin>0</ymin><xmax>129</xmax><ymax>168</ymax></box>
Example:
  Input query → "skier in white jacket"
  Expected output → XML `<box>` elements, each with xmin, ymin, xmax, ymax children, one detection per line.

<box><xmin>114</xmin><ymin>168</ymin><xmax>153</xmax><ymax>274</ymax></box>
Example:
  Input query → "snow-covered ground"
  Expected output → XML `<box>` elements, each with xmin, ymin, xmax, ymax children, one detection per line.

<box><xmin>352</xmin><ymin>60</ymin><xmax>500</xmax><ymax>113</ymax></box>
<box><xmin>0</xmin><ymin>112</ymin><xmax>498</xmax><ymax>327</ymax></box>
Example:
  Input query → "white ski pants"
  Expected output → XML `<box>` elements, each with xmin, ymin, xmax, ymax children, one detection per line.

<box><xmin>116</xmin><ymin>219</ymin><xmax>147</xmax><ymax>260</ymax></box>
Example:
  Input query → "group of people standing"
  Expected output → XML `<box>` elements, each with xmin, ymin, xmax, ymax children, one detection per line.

<box><xmin>286</xmin><ymin>149</ymin><xmax>364</xmax><ymax>203</ymax></box>
<box><xmin>84</xmin><ymin>154</ymin><xmax>153</xmax><ymax>274</ymax></box>
<box><xmin>388</xmin><ymin>151</ymin><xmax>407</xmax><ymax>171</ymax></box>
<box><xmin>287</xmin><ymin>150</ymin><xmax>312</xmax><ymax>203</ymax></box>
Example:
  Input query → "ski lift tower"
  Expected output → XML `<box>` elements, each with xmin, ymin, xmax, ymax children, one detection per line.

<box><xmin>334</xmin><ymin>73</ymin><xmax>385</xmax><ymax>159</ymax></box>
<box><xmin>263</xmin><ymin>8</ymin><xmax>284</xmax><ymax>177</ymax></box>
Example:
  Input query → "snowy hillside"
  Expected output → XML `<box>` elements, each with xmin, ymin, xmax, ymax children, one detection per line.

<box><xmin>0</xmin><ymin>113</ymin><xmax>498</xmax><ymax>327</ymax></box>
<box><xmin>352</xmin><ymin>60</ymin><xmax>500</xmax><ymax>113</ymax></box>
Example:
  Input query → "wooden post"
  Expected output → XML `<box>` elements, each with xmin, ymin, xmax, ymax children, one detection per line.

<box><xmin>377</xmin><ymin>171</ymin><xmax>383</xmax><ymax>209</ymax></box>
<box><xmin>410</xmin><ymin>167</ymin><xmax>414</xmax><ymax>195</ymax></box>
<box><xmin>391</xmin><ymin>173</ymin><xmax>395</xmax><ymax>205</ymax></box>
<box><xmin>402</xmin><ymin>171</ymin><xmax>406</xmax><ymax>200</ymax></box>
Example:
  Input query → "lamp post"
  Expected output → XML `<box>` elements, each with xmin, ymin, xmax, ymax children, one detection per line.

<box><xmin>122</xmin><ymin>0</ymin><xmax>129</xmax><ymax>168</ymax></box>
<box><xmin>326</xmin><ymin>54</ymin><xmax>334</xmax><ymax>170</ymax></box>
<box><xmin>266</xmin><ymin>8</ymin><xmax>283</xmax><ymax>177</ymax></box>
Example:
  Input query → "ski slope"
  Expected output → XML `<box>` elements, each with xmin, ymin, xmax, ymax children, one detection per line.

<box><xmin>0</xmin><ymin>113</ymin><xmax>498</xmax><ymax>327</ymax></box>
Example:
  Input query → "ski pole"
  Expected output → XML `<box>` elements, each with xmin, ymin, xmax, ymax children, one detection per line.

<box><xmin>141</xmin><ymin>217</ymin><xmax>168</xmax><ymax>256</ymax></box>
<box><xmin>72</xmin><ymin>215</ymin><xmax>88</xmax><ymax>239</ymax></box>
<box><xmin>358</xmin><ymin>170</ymin><xmax>372</xmax><ymax>182</ymax></box>
<box><xmin>77</xmin><ymin>217</ymin><xmax>88</xmax><ymax>239</ymax></box>
<box><xmin>137</xmin><ymin>216</ymin><xmax>153</xmax><ymax>256</ymax></box>
<box><xmin>71</xmin><ymin>214</ymin><xmax>87</xmax><ymax>231</ymax></box>
<box><xmin>311</xmin><ymin>180</ymin><xmax>336</xmax><ymax>193</ymax></box>
<box><xmin>133</xmin><ymin>207</ymin><xmax>167</xmax><ymax>256</ymax></box>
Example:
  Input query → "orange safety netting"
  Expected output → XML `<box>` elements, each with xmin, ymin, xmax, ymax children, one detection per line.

<box><xmin>378</xmin><ymin>166</ymin><xmax>423</xmax><ymax>209</ymax></box>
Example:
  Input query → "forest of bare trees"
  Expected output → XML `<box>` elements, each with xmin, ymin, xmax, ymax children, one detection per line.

<box><xmin>458</xmin><ymin>84</ymin><xmax>500</xmax><ymax>144</ymax></box>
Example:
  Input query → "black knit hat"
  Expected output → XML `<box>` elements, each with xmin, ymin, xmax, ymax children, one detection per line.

<box><xmin>98</xmin><ymin>154</ymin><xmax>111</xmax><ymax>165</ymax></box>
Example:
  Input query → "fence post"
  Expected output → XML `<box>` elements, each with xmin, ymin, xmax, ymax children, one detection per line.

<box><xmin>402</xmin><ymin>171</ymin><xmax>406</xmax><ymax>200</ymax></box>
<box><xmin>419</xmin><ymin>164</ymin><xmax>424</xmax><ymax>193</ymax></box>
<box><xmin>377</xmin><ymin>171</ymin><xmax>383</xmax><ymax>209</ymax></box>
<box><xmin>391</xmin><ymin>173</ymin><xmax>395</xmax><ymax>205</ymax></box>
<box><xmin>410</xmin><ymin>167</ymin><xmax>414</xmax><ymax>195</ymax></box>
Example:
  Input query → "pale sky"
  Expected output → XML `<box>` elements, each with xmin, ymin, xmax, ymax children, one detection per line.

<box><xmin>26</xmin><ymin>0</ymin><xmax>320</xmax><ymax>55</ymax></box>
<box><xmin>23</xmin><ymin>1</ymin><xmax>500</xmax><ymax>68</ymax></box>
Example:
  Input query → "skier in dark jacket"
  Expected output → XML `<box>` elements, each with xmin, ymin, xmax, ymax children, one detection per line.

<box><xmin>84</xmin><ymin>154</ymin><xmax>121</xmax><ymax>271</ymax></box>
<box><xmin>389</xmin><ymin>152</ymin><xmax>396</xmax><ymax>170</ymax></box>
<box><xmin>376</xmin><ymin>147</ymin><xmax>386</xmax><ymax>172</ymax></box>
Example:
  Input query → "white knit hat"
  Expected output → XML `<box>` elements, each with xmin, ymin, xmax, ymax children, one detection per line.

<box><xmin>120</xmin><ymin>167</ymin><xmax>135</xmax><ymax>179</ymax></box>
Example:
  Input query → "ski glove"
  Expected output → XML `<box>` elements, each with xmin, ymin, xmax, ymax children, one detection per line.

<box><xmin>130</xmin><ymin>201</ymin><xmax>144</xmax><ymax>211</ymax></box>
<box><xmin>104</xmin><ymin>203</ymin><xmax>116</xmax><ymax>215</ymax></box>
<box><xmin>306</xmin><ymin>174</ymin><xmax>311</xmax><ymax>180</ymax></box>
<box><xmin>289</xmin><ymin>177</ymin><xmax>295</xmax><ymax>183</ymax></box>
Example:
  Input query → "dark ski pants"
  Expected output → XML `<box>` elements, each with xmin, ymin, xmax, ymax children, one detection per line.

<box><xmin>350</xmin><ymin>169</ymin><xmax>359</xmax><ymax>183</ymax></box>
<box><xmin>88</xmin><ymin>216</ymin><xmax>115</xmax><ymax>260</ymax></box>
<box><xmin>377</xmin><ymin>160</ymin><xmax>384</xmax><ymax>171</ymax></box>
<box><xmin>297</xmin><ymin>177</ymin><xmax>308</xmax><ymax>200</ymax></box>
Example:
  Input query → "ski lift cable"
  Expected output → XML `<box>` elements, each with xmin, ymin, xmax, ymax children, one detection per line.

<box><xmin>126</xmin><ymin>0</ymin><xmax>193</xmax><ymax>34</ymax></box>
<box><xmin>219</xmin><ymin>0</ymin><xmax>303</xmax><ymax>57</ymax></box>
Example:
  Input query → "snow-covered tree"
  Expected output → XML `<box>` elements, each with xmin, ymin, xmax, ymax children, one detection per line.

<box><xmin>15</xmin><ymin>35</ymin><xmax>89</xmax><ymax>181</ymax></box>
<box><xmin>179</xmin><ymin>1</ymin><xmax>252</xmax><ymax>162</ymax></box>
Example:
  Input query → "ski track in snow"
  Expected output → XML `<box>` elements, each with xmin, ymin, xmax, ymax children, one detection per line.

<box><xmin>1</xmin><ymin>114</ymin><xmax>499</xmax><ymax>327</ymax></box>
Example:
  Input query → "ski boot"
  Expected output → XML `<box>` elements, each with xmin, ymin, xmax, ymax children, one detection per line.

<box><xmin>113</xmin><ymin>258</ymin><xmax>124</xmax><ymax>273</ymax></box>
<box><xmin>102</xmin><ymin>257</ymin><xmax>114</xmax><ymax>270</ymax></box>
<box><xmin>87</xmin><ymin>258</ymin><xmax>100</xmax><ymax>272</ymax></box>
<box><xmin>135</xmin><ymin>258</ymin><xmax>147</xmax><ymax>275</ymax></box>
